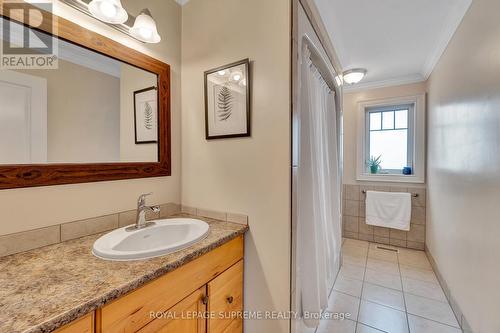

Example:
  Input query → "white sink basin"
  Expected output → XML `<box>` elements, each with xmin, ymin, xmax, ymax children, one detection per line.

<box><xmin>92</xmin><ymin>218</ymin><xmax>210</xmax><ymax>261</ymax></box>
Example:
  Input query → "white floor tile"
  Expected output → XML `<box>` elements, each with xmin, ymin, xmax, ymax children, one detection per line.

<box><xmin>356</xmin><ymin>323</ymin><xmax>386</xmax><ymax>333</ymax></box>
<box><xmin>362</xmin><ymin>282</ymin><xmax>405</xmax><ymax>311</ymax></box>
<box><xmin>343</xmin><ymin>245</ymin><xmax>369</xmax><ymax>258</ymax></box>
<box><xmin>407</xmin><ymin>314</ymin><xmax>462</xmax><ymax>333</ymax></box>
<box><xmin>339</xmin><ymin>263</ymin><xmax>366</xmax><ymax>281</ymax></box>
<box><xmin>367</xmin><ymin>258</ymin><xmax>400</xmax><ymax>275</ymax></box>
<box><xmin>343</xmin><ymin>254</ymin><xmax>367</xmax><ymax>267</ymax></box>
<box><xmin>398</xmin><ymin>252</ymin><xmax>432</xmax><ymax>270</ymax></box>
<box><xmin>405</xmin><ymin>294</ymin><xmax>460</xmax><ymax>328</ymax></box>
<box><xmin>333</xmin><ymin>274</ymin><xmax>363</xmax><ymax>297</ymax></box>
<box><xmin>402</xmin><ymin>277</ymin><xmax>447</xmax><ymax>302</ymax></box>
<box><xmin>317</xmin><ymin>318</ymin><xmax>356</xmax><ymax>333</ymax></box>
<box><xmin>344</xmin><ymin>238</ymin><xmax>370</xmax><ymax>249</ymax></box>
<box><xmin>399</xmin><ymin>265</ymin><xmax>439</xmax><ymax>284</ymax></box>
<box><xmin>368</xmin><ymin>248</ymin><xmax>398</xmax><ymax>263</ymax></box>
<box><xmin>327</xmin><ymin>291</ymin><xmax>361</xmax><ymax>321</ymax></box>
<box><xmin>364</xmin><ymin>268</ymin><xmax>402</xmax><ymax>290</ymax></box>
<box><xmin>358</xmin><ymin>300</ymin><xmax>409</xmax><ymax>333</ymax></box>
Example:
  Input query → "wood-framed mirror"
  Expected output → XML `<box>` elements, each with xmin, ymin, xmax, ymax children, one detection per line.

<box><xmin>0</xmin><ymin>1</ymin><xmax>171</xmax><ymax>190</ymax></box>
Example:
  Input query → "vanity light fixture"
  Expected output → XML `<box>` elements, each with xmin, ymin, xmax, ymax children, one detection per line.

<box><xmin>61</xmin><ymin>0</ymin><xmax>161</xmax><ymax>44</ymax></box>
<box><xmin>88</xmin><ymin>0</ymin><xmax>128</xmax><ymax>24</ymax></box>
<box><xmin>342</xmin><ymin>68</ymin><xmax>367</xmax><ymax>85</ymax></box>
<box><xmin>130</xmin><ymin>9</ymin><xmax>161</xmax><ymax>43</ymax></box>
<box><xmin>217</xmin><ymin>70</ymin><xmax>227</xmax><ymax>76</ymax></box>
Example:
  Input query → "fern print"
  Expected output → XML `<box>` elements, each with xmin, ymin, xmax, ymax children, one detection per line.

<box><xmin>217</xmin><ymin>85</ymin><xmax>233</xmax><ymax>121</ymax></box>
<box><xmin>143</xmin><ymin>102</ymin><xmax>154</xmax><ymax>130</ymax></box>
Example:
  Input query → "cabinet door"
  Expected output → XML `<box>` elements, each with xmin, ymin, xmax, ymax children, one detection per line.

<box><xmin>207</xmin><ymin>260</ymin><xmax>243</xmax><ymax>333</ymax></box>
<box><xmin>100</xmin><ymin>236</ymin><xmax>243</xmax><ymax>332</ymax></box>
<box><xmin>137</xmin><ymin>287</ymin><xmax>207</xmax><ymax>333</ymax></box>
<box><xmin>54</xmin><ymin>313</ymin><xmax>93</xmax><ymax>333</ymax></box>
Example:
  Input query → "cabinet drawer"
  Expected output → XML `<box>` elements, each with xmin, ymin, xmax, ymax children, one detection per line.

<box><xmin>100</xmin><ymin>236</ymin><xmax>243</xmax><ymax>333</ymax></box>
<box><xmin>54</xmin><ymin>313</ymin><xmax>93</xmax><ymax>333</ymax></box>
<box><xmin>208</xmin><ymin>260</ymin><xmax>243</xmax><ymax>333</ymax></box>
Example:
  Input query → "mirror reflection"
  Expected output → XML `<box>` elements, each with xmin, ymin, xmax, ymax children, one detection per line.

<box><xmin>0</xmin><ymin>18</ymin><xmax>159</xmax><ymax>164</ymax></box>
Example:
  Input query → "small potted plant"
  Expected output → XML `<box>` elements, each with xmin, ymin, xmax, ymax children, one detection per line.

<box><xmin>368</xmin><ymin>155</ymin><xmax>382</xmax><ymax>174</ymax></box>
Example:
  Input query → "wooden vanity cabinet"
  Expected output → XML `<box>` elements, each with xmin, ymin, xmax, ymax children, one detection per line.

<box><xmin>54</xmin><ymin>313</ymin><xmax>94</xmax><ymax>333</ymax></box>
<box><xmin>96</xmin><ymin>236</ymin><xmax>244</xmax><ymax>333</ymax></box>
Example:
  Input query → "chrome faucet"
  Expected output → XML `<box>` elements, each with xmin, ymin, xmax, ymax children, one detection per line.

<box><xmin>129</xmin><ymin>193</ymin><xmax>160</xmax><ymax>230</ymax></box>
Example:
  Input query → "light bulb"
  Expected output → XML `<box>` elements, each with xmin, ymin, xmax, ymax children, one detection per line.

<box><xmin>88</xmin><ymin>0</ymin><xmax>128</xmax><ymax>24</ymax></box>
<box><xmin>130</xmin><ymin>9</ymin><xmax>161</xmax><ymax>43</ymax></box>
<box><xmin>99</xmin><ymin>1</ymin><xmax>117</xmax><ymax>18</ymax></box>
<box><xmin>138</xmin><ymin>27</ymin><xmax>153</xmax><ymax>39</ymax></box>
<box><xmin>217</xmin><ymin>70</ymin><xmax>226</xmax><ymax>76</ymax></box>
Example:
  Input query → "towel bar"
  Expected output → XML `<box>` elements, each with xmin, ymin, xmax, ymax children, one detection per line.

<box><xmin>361</xmin><ymin>190</ymin><xmax>419</xmax><ymax>198</ymax></box>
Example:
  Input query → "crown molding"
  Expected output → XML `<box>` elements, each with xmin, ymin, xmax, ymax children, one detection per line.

<box><xmin>343</xmin><ymin>74</ymin><xmax>426</xmax><ymax>93</ymax></box>
<box><xmin>421</xmin><ymin>0</ymin><xmax>472</xmax><ymax>79</ymax></box>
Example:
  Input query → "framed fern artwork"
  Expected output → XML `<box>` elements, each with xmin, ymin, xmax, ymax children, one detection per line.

<box><xmin>134</xmin><ymin>86</ymin><xmax>158</xmax><ymax>144</ymax></box>
<box><xmin>204</xmin><ymin>59</ymin><xmax>251</xmax><ymax>139</ymax></box>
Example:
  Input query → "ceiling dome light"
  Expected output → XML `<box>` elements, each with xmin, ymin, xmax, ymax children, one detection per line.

<box><xmin>342</xmin><ymin>68</ymin><xmax>367</xmax><ymax>85</ymax></box>
<box><xmin>130</xmin><ymin>9</ymin><xmax>161</xmax><ymax>43</ymax></box>
<box><xmin>88</xmin><ymin>0</ymin><xmax>128</xmax><ymax>24</ymax></box>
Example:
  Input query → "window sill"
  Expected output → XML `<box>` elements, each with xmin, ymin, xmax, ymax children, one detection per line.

<box><xmin>356</xmin><ymin>173</ymin><xmax>424</xmax><ymax>183</ymax></box>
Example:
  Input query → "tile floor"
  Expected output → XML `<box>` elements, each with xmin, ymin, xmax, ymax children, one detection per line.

<box><xmin>316</xmin><ymin>238</ymin><xmax>462</xmax><ymax>333</ymax></box>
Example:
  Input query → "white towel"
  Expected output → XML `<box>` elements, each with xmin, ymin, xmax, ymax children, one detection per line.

<box><xmin>365</xmin><ymin>191</ymin><xmax>412</xmax><ymax>231</ymax></box>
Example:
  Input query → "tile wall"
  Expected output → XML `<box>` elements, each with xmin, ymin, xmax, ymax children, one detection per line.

<box><xmin>342</xmin><ymin>184</ymin><xmax>426</xmax><ymax>250</ymax></box>
<box><xmin>0</xmin><ymin>203</ymin><xmax>248</xmax><ymax>257</ymax></box>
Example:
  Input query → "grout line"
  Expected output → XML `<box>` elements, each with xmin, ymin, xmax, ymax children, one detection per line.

<box><xmin>354</xmin><ymin>242</ymin><xmax>370</xmax><ymax>332</ymax></box>
<box><xmin>357</xmin><ymin>321</ymin><xmax>389</xmax><ymax>333</ymax></box>
<box><xmin>397</xmin><ymin>248</ymin><xmax>411</xmax><ymax>333</ymax></box>
<box><xmin>406</xmin><ymin>312</ymin><xmax>463</xmax><ymax>330</ymax></box>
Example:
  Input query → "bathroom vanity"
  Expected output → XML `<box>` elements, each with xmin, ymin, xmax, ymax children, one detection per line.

<box><xmin>0</xmin><ymin>215</ymin><xmax>247</xmax><ymax>333</ymax></box>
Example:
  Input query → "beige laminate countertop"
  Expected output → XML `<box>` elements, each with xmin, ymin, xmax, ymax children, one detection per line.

<box><xmin>0</xmin><ymin>214</ymin><xmax>248</xmax><ymax>333</ymax></box>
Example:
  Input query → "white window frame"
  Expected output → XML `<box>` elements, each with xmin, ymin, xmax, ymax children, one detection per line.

<box><xmin>356</xmin><ymin>94</ymin><xmax>426</xmax><ymax>183</ymax></box>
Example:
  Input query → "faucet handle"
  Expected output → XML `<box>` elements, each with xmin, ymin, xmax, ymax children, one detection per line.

<box><xmin>137</xmin><ymin>192</ymin><xmax>153</xmax><ymax>205</ymax></box>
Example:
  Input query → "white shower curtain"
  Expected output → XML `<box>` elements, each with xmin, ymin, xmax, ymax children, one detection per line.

<box><xmin>298</xmin><ymin>45</ymin><xmax>342</xmax><ymax>328</ymax></box>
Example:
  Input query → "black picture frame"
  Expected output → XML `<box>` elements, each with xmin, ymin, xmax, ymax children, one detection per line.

<box><xmin>134</xmin><ymin>86</ymin><xmax>159</xmax><ymax>144</ymax></box>
<box><xmin>204</xmin><ymin>59</ymin><xmax>251</xmax><ymax>140</ymax></box>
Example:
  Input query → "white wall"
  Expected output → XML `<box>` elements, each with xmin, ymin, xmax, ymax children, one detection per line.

<box><xmin>19</xmin><ymin>60</ymin><xmax>121</xmax><ymax>163</ymax></box>
<box><xmin>0</xmin><ymin>0</ymin><xmax>181</xmax><ymax>235</ymax></box>
<box><xmin>426</xmin><ymin>0</ymin><xmax>500</xmax><ymax>331</ymax></box>
<box><xmin>343</xmin><ymin>82</ymin><xmax>427</xmax><ymax>187</ymax></box>
<box><xmin>181</xmin><ymin>0</ymin><xmax>291</xmax><ymax>332</ymax></box>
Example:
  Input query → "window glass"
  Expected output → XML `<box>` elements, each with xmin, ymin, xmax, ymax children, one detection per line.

<box><xmin>370</xmin><ymin>112</ymin><xmax>381</xmax><ymax>130</ymax></box>
<box><xmin>370</xmin><ymin>129</ymin><xmax>408</xmax><ymax>170</ymax></box>
<box><xmin>382</xmin><ymin>111</ymin><xmax>394</xmax><ymax>130</ymax></box>
<box><xmin>395</xmin><ymin>109</ymin><xmax>408</xmax><ymax>129</ymax></box>
<box><xmin>367</xmin><ymin>105</ymin><xmax>413</xmax><ymax>173</ymax></box>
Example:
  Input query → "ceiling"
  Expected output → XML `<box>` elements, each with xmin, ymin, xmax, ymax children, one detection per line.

<box><xmin>313</xmin><ymin>0</ymin><xmax>472</xmax><ymax>91</ymax></box>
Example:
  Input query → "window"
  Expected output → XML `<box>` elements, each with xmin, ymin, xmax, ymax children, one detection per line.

<box><xmin>366</xmin><ymin>104</ymin><xmax>414</xmax><ymax>173</ymax></box>
<box><xmin>356</xmin><ymin>95</ymin><xmax>425</xmax><ymax>183</ymax></box>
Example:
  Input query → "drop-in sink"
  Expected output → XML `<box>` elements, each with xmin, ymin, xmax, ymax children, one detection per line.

<box><xmin>92</xmin><ymin>218</ymin><xmax>210</xmax><ymax>261</ymax></box>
